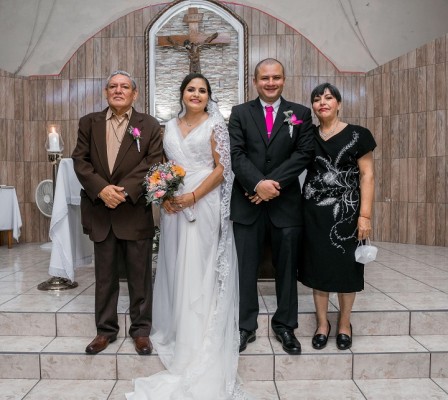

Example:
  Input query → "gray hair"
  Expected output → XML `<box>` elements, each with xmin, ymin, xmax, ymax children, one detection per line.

<box><xmin>105</xmin><ymin>70</ymin><xmax>137</xmax><ymax>91</ymax></box>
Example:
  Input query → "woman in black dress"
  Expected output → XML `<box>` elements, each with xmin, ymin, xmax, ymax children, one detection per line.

<box><xmin>299</xmin><ymin>83</ymin><xmax>376</xmax><ymax>350</ymax></box>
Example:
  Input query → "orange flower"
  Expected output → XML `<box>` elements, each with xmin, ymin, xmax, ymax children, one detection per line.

<box><xmin>149</xmin><ymin>170</ymin><xmax>161</xmax><ymax>184</ymax></box>
<box><xmin>172</xmin><ymin>165</ymin><xmax>186</xmax><ymax>177</ymax></box>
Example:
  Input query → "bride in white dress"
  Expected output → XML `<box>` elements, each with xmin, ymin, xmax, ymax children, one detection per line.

<box><xmin>126</xmin><ymin>74</ymin><xmax>249</xmax><ymax>399</ymax></box>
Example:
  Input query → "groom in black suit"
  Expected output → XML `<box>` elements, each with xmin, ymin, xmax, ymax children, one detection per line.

<box><xmin>229</xmin><ymin>58</ymin><xmax>314</xmax><ymax>354</ymax></box>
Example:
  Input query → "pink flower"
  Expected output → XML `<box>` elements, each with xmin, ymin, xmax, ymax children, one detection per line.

<box><xmin>128</xmin><ymin>125</ymin><xmax>141</xmax><ymax>152</ymax></box>
<box><xmin>290</xmin><ymin>115</ymin><xmax>303</xmax><ymax>125</ymax></box>
<box><xmin>283</xmin><ymin>110</ymin><xmax>303</xmax><ymax>127</ymax></box>
<box><xmin>155</xmin><ymin>190</ymin><xmax>166</xmax><ymax>198</ymax></box>
<box><xmin>132</xmin><ymin>127</ymin><xmax>141</xmax><ymax>139</ymax></box>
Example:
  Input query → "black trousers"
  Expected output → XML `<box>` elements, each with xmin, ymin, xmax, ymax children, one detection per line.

<box><xmin>233</xmin><ymin>212</ymin><xmax>301</xmax><ymax>333</ymax></box>
<box><xmin>93</xmin><ymin>228</ymin><xmax>153</xmax><ymax>338</ymax></box>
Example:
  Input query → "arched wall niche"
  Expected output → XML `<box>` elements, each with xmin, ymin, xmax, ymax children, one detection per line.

<box><xmin>145</xmin><ymin>0</ymin><xmax>248</xmax><ymax>121</ymax></box>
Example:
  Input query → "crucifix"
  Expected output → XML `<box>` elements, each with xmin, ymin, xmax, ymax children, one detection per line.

<box><xmin>158</xmin><ymin>7</ymin><xmax>231</xmax><ymax>73</ymax></box>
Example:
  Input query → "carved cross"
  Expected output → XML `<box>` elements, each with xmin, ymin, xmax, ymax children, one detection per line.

<box><xmin>158</xmin><ymin>7</ymin><xmax>231</xmax><ymax>73</ymax></box>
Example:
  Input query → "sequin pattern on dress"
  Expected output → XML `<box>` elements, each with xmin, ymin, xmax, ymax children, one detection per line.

<box><xmin>304</xmin><ymin>132</ymin><xmax>361</xmax><ymax>253</ymax></box>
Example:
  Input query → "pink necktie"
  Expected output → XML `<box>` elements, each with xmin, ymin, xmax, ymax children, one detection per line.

<box><xmin>265</xmin><ymin>106</ymin><xmax>274</xmax><ymax>139</ymax></box>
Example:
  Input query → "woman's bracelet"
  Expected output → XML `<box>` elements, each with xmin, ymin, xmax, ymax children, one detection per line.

<box><xmin>359</xmin><ymin>215</ymin><xmax>371</xmax><ymax>219</ymax></box>
<box><xmin>192</xmin><ymin>191</ymin><xmax>196</xmax><ymax>204</ymax></box>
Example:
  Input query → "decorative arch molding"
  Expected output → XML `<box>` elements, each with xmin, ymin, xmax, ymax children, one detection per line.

<box><xmin>145</xmin><ymin>0</ymin><xmax>248</xmax><ymax>122</ymax></box>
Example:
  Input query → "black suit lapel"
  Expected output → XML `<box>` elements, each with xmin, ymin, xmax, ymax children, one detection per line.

<box><xmin>249</xmin><ymin>98</ymin><xmax>269</xmax><ymax>146</ymax></box>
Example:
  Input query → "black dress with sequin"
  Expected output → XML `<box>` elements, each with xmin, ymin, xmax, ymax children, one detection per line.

<box><xmin>299</xmin><ymin>124</ymin><xmax>376</xmax><ymax>292</ymax></box>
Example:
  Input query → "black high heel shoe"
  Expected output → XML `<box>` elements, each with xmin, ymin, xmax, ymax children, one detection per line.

<box><xmin>336</xmin><ymin>323</ymin><xmax>352</xmax><ymax>350</ymax></box>
<box><xmin>312</xmin><ymin>320</ymin><xmax>331</xmax><ymax>350</ymax></box>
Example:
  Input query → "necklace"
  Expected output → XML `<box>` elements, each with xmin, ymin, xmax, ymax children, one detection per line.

<box><xmin>110</xmin><ymin>117</ymin><xmax>125</xmax><ymax>143</ymax></box>
<box><xmin>183</xmin><ymin>118</ymin><xmax>192</xmax><ymax>127</ymax></box>
<box><xmin>181</xmin><ymin>114</ymin><xmax>205</xmax><ymax>130</ymax></box>
<box><xmin>319</xmin><ymin>120</ymin><xmax>339</xmax><ymax>140</ymax></box>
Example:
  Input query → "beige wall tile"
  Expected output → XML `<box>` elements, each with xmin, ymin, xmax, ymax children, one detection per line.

<box><xmin>390</xmin><ymin>71</ymin><xmax>399</xmax><ymax>115</ymax></box>
<box><xmin>417</xmin><ymin>67</ymin><xmax>427</xmax><ymax>112</ymax></box>
<box><xmin>408</xmin><ymin>69</ymin><xmax>418</xmax><ymax>113</ymax></box>
<box><xmin>408</xmin><ymin>158</ymin><xmax>418</xmax><ymax>203</ymax></box>
<box><xmin>390</xmin><ymin>115</ymin><xmax>400</xmax><ymax>159</ymax></box>
<box><xmin>426</xmin><ymin>203</ymin><xmax>436</xmax><ymax>245</ymax></box>
<box><xmin>301</xmin><ymin>37</ymin><xmax>318</xmax><ymax>76</ymax></box>
<box><xmin>427</xmin><ymin>40</ymin><xmax>436</xmax><ymax>65</ymax></box>
<box><xmin>399</xmin><ymin>158</ymin><xmax>409</xmax><ymax>202</ymax></box>
<box><xmin>85</xmin><ymin>39</ymin><xmax>94</xmax><ymax>79</ymax></box>
<box><xmin>416</xmin><ymin>203</ymin><xmax>427</xmax><ymax>245</ymax></box>
<box><xmin>436</xmin><ymin>110</ymin><xmax>446</xmax><ymax>156</ymax></box>
<box><xmin>407</xmin><ymin>202</ymin><xmax>417</xmax><ymax>244</ymax></box>
<box><xmin>374</xmin><ymin>158</ymin><xmax>383</xmax><ymax>202</ymax></box>
<box><xmin>250</xmin><ymin>8</ymin><xmax>260</xmax><ymax>35</ymax></box>
<box><xmin>436</xmin><ymin>36</ymin><xmax>446</xmax><ymax>64</ymax></box>
<box><xmin>408</xmin><ymin>49</ymin><xmax>417</xmax><ymax>68</ymax></box>
<box><xmin>416</xmin><ymin>45</ymin><xmax>426</xmax><ymax>67</ymax></box>
<box><xmin>408</xmin><ymin>113</ymin><xmax>418</xmax><ymax>157</ymax></box>
<box><xmin>398</xmin><ymin>69</ymin><xmax>409</xmax><ymax>114</ymax></box>
<box><xmin>398</xmin><ymin>201</ymin><xmax>408</xmax><ymax>243</ymax></box>
<box><xmin>390</xmin><ymin>200</ymin><xmax>400</xmax><ymax>242</ymax></box>
<box><xmin>436</xmin><ymin>156</ymin><xmax>446</xmax><ymax>204</ymax></box>
<box><xmin>436</xmin><ymin>63</ymin><xmax>446</xmax><ymax>110</ymax></box>
<box><xmin>426</xmin><ymin>111</ymin><xmax>437</xmax><ymax>156</ymax></box>
<box><xmin>399</xmin><ymin>114</ymin><xmax>409</xmax><ymax>158</ymax></box>
<box><xmin>366</xmin><ymin>75</ymin><xmax>374</xmax><ymax>118</ymax></box>
<box><xmin>426</xmin><ymin>157</ymin><xmax>437</xmax><ymax>204</ymax></box>
<box><xmin>435</xmin><ymin>203</ymin><xmax>446</xmax><ymax>246</ymax></box>
<box><xmin>426</xmin><ymin>64</ymin><xmax>436</xmax><ymax>111</ymax></box>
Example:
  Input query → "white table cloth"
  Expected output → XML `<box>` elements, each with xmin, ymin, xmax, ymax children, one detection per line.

<box><xmin>0</xmin><ymin>186</ymin><xmax>22</xmax><ymax>241</ymax></box>
<box><xmin>49</xmin><ymin>158</ymin><xmax>93</xmax><ymax>281</ymax></box>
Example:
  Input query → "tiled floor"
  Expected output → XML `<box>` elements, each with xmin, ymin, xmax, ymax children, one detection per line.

<box><xmin>0</xmin><ymin>241</ymin><xmax>448</xmax><ymax>399</ymax></box>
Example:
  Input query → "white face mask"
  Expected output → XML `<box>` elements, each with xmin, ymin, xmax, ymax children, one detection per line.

<box><xmin>355</xmin><ymin>239</ymin><xmax>378</xmax><ymax>264</ymax></box>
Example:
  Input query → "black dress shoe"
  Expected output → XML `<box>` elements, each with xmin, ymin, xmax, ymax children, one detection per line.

<box><xmin>336</xmin><ymin>324</ymin><xmax>352</xmax><ymax>350</ymax></box>
<box><xmin>85</xmin><ymin>334</ymin><xmax>117</xmax><ymax>355</ymax></box>
<box><xmin>312</xmin><ymin>321</ymin><xmax>331</xmax><ymax>350</ymax></box>
<box><xmin>239</xmin><ymin>329</ymin><xmax>256</xmax><ymax>352</ymax></box>
<box><xmin>275</xmin><ymin>330</ymin><xmax>301</xmax><ymax>355</ymax></box>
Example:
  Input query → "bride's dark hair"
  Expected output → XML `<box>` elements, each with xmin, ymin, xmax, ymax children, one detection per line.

<box><xmin>178</xmin><ymin>73</ymin><xmax>216</xmax><ymax>116</ymax></box>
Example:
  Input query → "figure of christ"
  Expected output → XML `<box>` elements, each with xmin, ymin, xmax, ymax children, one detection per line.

<box><xmin>167</xmin><ymin>32</ymin><xmax>218</xmax><ymax>73</ymax></box>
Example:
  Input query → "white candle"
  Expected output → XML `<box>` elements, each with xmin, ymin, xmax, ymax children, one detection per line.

<box><xmin>48</xmin><ymin>129</ymin><xmax>60</xmax><ymax>152</ymax></box>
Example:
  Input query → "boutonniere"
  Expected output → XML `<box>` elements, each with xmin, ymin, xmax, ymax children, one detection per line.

<box><xmin>128</xmin><ymin>125</ymin><xmax>141</xmax><ymax>152</ymax></box>
<box><xmin>283</xmin><ymin>110</ymin><xmax>303</xmax><ymax>137</ymax></box>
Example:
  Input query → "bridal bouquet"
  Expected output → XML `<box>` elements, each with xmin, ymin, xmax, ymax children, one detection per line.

<box><xmin>143</xmin><ymin>161</ymin><xmax>195</xmax><ymax>221</ymax></box>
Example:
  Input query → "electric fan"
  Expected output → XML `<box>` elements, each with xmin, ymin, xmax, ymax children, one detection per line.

<box><xmin>35</xmin><ymin>178</ymin><xmax>78</xmax><ymax>290</ymax></box>
<box><xmin>35</xmin><ymin>179</ymin><xmax>53</xmax><ymax>218</ymax></box>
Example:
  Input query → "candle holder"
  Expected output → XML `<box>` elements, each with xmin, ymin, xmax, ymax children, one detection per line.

<box><xmin>38</xmin><ymin>124</ymin><xmax>78</xmax><ymax>291</ymax></box>
<box><xmin>44</xmin><ymin>123</ymin><xmax>64</xmax><ymax>213</ymax></box>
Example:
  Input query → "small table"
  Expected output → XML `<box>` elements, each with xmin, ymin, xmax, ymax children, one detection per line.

<box><xmin>0</xmin><ymin>186</ymin><xmax>22</xmax><ymax>248</ymax></box>
<box><xmin>48</xmin><ymin>158</ymin><xmax>94</xmax><ymax>281</ymax></box>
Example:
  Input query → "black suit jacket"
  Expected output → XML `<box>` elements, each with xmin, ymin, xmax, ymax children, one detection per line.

<box><xmin>72</xmin><ymin>107</ymin><xmax>163</xmax><ymax>242</ymax></box>
<box><xmin>229</xmin><ymin>97</ymin><xmax>314</xmax><ymax>227</ymax></box>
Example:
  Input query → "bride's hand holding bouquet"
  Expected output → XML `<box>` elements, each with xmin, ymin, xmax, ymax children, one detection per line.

<box><xmin>143</xmin><ymin>161</ymin><xmax>196</xmax><ymax>222</ymax></box>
